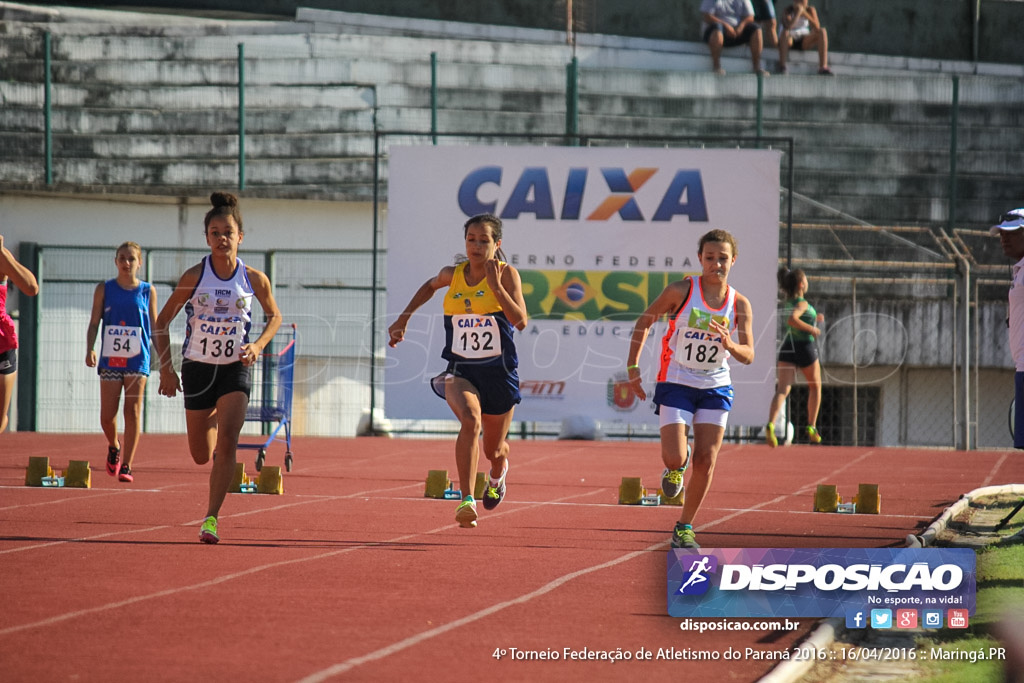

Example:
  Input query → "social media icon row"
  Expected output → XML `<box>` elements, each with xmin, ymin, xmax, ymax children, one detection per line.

<box><xmin>846</xmin><ymin>609</ymin><xmax>969</xmax><ymax>629</ymax></box>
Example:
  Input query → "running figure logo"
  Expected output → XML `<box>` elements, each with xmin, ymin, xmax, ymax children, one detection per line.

<box><xmin>677</xmin><ymin>554</ymin><xmax>717</xmax><ymax>595</ymax></box>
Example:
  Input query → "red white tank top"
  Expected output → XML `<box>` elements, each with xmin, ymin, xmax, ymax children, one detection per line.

<box><xmin>657</xmin><ymin>276</ymin><xmax>736</xmax><ymax>389</ymax></box>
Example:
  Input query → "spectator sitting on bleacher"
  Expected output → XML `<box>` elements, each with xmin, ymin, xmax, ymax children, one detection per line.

<box><xmin>751</xmin><ymin>0</ymin><xmax>778</xmax><ymax>48</ymax></box>
<box><xmin>700</xmin><ymin>0</ymin><xmax>768</xmax><ymax>76</ymax></box>
<box><xmin>777</xmin><ymin>0</ymin><xmax>833</xmax><ymax>74</ymax></box>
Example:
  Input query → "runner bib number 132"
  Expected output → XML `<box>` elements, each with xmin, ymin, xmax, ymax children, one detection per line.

<box><xmin>450</xmin><ymin>314</ymin><xmax>501</xmax><ymax>359</ymax></box>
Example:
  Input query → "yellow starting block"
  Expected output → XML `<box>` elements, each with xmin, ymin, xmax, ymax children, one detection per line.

<box><xmin>813</xmin><ymin>484</ymin><xmax>841</xmax><ymax>513</ymax></box>
<box><xmin>618</xmin><ymin>477</ymin><xmax>646</xmax><ymax>505</ymax></box>
<box><xmin>256</xmin><ymin>465</ymin><xmax>283</xmax><ymax>495</ymax></box>
<box><xmin>230</xmin><ymin>463</ymin><xmax>258</xmax><ymax>493</ymax></box>
<box><xmin>814</xmin><ymin>483</ymin><xmax>881</xmax><ymax>513</ymax></box>
<box><xmin>425</xmin><ymin>470</ymin><xmax>488</xmax><ymax>500</ymax></box>
<box><xmin>853</xmin><ymin>483</ymin><xmax>881</xmax><ymax>514</ymax></box>
<box><xmin>64</xmin><ymin>460</ymin><xmax>92</xmax><ymax>489</ymax></box>
<box><xmin>657</xmin><ymin>488</ymin><xmax>684</xmax><ymax>506</ymax></box>
<box><xmin>25</xmin><ymin>456</ymin><xmax>54</xmax><ymax>486</ymax></box>
<box><xmin>424</xmin><ymin>470</ymin><xmax>451</xmax><ymax>498</ymax></box>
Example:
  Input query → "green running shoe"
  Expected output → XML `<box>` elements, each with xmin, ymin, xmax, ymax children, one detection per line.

<box><xmin>765</xmin><ymin>422</ymin><xmax>778</xmax><ymax>448</ymax></box>
<box><xmin>455</xmin><ymin>497</ymin><xmax>478</xmax><ymax>528</ymax></box>
<box><xmin>670</xmin><ymin>523</ymin><xmax>700</xmax><ymax>549</ymax></box>
<box><xmin>199</xmin><ymin>516</ymin><xmax>219</xmax><ymax>544</ymax></box>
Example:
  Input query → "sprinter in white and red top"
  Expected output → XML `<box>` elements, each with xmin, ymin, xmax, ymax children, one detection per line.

<box><xmin>154</xmin><ymin>192</ymin><xmax>282</xmax><ymax>545</ymax></box>
<box><xmin>625</xmin><ymin>229</ymin><xmax>754</xmax><ymax>550</ymax></box>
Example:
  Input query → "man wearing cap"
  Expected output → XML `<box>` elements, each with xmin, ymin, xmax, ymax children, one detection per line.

<box><xmin>992</xmin><ymin>208</ymin><xmax>1024</xmax><ymax>448</ymax></box>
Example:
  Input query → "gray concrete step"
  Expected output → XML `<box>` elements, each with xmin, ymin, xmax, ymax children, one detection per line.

<box><xmin>0</xmin><ymin>106</ymin><xmax>374</xmax><ymax>135</ymax></box>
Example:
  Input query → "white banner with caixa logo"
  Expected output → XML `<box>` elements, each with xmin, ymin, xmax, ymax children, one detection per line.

<box><xmin>385</xmin><ymin>145</ymin><xmax>780</xmax><ymax>426</ymax></box>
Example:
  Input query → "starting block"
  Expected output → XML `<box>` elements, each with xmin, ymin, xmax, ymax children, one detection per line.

<box><xmin>256</xmin><ymin>465</ymin><xmax>283</xmax><ymax>495</ymax></box>
<box><xmin>657</xmin><ymin>488</ymin><xmax>684</xmax><ymax>506</ymax></box>
<box><xmin>620</xmin><ymin>477</ymin><xmax>686</xmax><ymax>506</ymax></box>
<box><xmin>814</xmin><ymin>484</ymin><xmax>881</xmax><ymax>514</ymax></box>
<box><xmin>425</xmin><ymin>470</ymin><xmax>451</xmax><ymax>498</ymax></box>
<box><xmin>853</xmin><ymin>483</ymin><xmax>881</xmax><ymax>514</ymax></box>
<box><xmin>230</xmin><ymin>462</ymin><xmax>250</xmax><ymax>493</ymax></box>
<box><xmin>25</xmin><ymin>456</ymin><xmax>54</xmax><ymax>486</ymax></box>
<box><xmin>64</xmin><ymin>460</ymin><xmax>91</xmax><ymax>489</ymax></box>
<box><xmin>813</xmin><ymin>484</ymin><xmax>841</xmax><ymax>512</ymax></box>
<box><xmin>618</xmin><ymin>477</ymin><xmax>646</xmax><ymax>505</ymax></box>
<box><xmin>26</xmin><ymin>457</ymin><xmax>89</xmax><ymax>488</ymax></box>
<box><xmin>427</xmin><ymin>470</ymin><xmax>487</xmax><ymax>500</ymax></box>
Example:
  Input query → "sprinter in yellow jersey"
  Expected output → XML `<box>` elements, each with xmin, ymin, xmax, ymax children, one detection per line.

<box><xmin>388</xmin><ymin>214</ymin><xmax>528</xmax><ymax>529</ymax></box>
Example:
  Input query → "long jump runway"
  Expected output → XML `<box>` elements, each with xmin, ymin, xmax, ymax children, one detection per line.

<box><xmin>1</xmin><ymin>433</ymin><xmax>1021</xmax><ymax>682</ymax></box>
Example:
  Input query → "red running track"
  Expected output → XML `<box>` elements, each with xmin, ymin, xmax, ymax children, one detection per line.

<box><xmin>1</xmin><ymin>433</ymin><xmax>1021</xmax><ymax>682</ymax></box>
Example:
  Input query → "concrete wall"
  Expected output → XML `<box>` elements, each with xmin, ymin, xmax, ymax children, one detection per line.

<box><xmin>59</xmin><ymin>0</ymin><xmax>1024</xmax><ymax>63</ymax></box>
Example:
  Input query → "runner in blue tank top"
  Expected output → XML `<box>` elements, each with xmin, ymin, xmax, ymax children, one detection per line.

<box><xmin>86</xmin><ymin>242</ymin><xmax>158</xmax><ymax>482</ymax></box>
<box><xmin>388</xmin><ymin>214</ymin><xmax>528</xmax><ymax>529</ymax></box>
<box><xmin>154</xmin><ymin>192</ymin><xmax>282</xmax><ymax>544</ymax></box>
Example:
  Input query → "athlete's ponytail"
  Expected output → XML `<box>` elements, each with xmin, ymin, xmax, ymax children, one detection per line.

<box><xmin>777</xmin><ymin>267</ymin><xmax>805</xmax><ymax>298</ymax></box>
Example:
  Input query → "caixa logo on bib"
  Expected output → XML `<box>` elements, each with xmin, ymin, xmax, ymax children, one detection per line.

<box><xmin>667</xmin><ymin>548</ymin><xmax>976</xmax><ymax>618</ymax></box>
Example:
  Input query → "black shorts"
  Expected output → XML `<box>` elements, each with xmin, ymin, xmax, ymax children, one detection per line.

<box><xmin>0</xmin><ymin>348</ymin><xmax>16</xmax><ymax>376</ymax></box>
<box><xmin>704</xmin><ymin>23</ymin><xmax>760</xmax><ymax>47</ymax></box>
<box><xmin>431</xmin><ymin>361</ymin><xmax>521</xmax><ymax>416</ymax></box>
<box><xmin>778</xmin><ymin>338</ymin><xmax>819</xmax><ymax>369</ymax></box>
<box><xmin>750</xmin><ymin>0</ymin><xmax>776</xmax><ymax>21</ymax></box>
<box><xmin>181</xmin><ymin>359</ymin><xmax>251</xmax><ymax>411</ymax></box>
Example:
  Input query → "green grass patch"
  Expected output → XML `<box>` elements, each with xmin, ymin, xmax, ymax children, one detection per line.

<box><xmin>914</xmin><ymin>524</ymin><xmax>1024</xmax><ymax>682</ymax></box>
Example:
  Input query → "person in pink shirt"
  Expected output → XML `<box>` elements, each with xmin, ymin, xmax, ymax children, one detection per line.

<box><xmin>0</xmin><ymin>235</ymin><xmax>39</xmax><ymax>433</ymax></box>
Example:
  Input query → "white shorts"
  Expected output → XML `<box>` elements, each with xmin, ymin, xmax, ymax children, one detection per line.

<box><xmin>658</xmin><ymin>404</ymin><xmax>729</xmax><ymax>429</ymax></box>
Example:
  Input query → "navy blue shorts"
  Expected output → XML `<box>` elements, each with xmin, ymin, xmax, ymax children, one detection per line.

<box><xmin>0</xmin><ymin>348</ymin><xmax>16</xmax><ymax>376</ymax></box>
<box><xmin>652</xmin><ymin>382</ymin><xmax>734</xmax><ymax>415</ymax></box>
<box><xmin>704</xmin><ymin>22</ymin><xmax>760</xmax><ymax>47</ymax></box>
<box><xmin>750</xmin><ymin>0</ymin><xmax>776</xmax><ymax>21</ymax></box>
<box><xmin>431</xmin><ymin>362</ymin><xmax>521</xmax><ymax>416</ymax></box>
<box><xmin>182</xmin><ymin>359</ymin><xmax>252</xmax><ymax>411</ymax></box>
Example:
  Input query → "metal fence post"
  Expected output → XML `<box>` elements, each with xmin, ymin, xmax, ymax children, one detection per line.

<box><xmin>369</xmin><ymin>132</ymin><xmax>381</xmax><ymax>434</ymax></box>
<box><xmin>44</xmin><ymin>31</ymin><xmax>52</xmax><ymax>186</ymax></box>
<box><xmin>238</xmin><ymin>42</ymin><xmax>246</xmax><ymax>191</ymax></box>
<box><xmin>756</xmin><ymin>71</ymin><xmax>764</xmax><ymax>138</ymax></box>
<box><xmin>947</xmin><ymin>75</ymin><xmax>959</xmax><ymax>233</ymax></box>
<box><xmin>16</xmin><ymin>242</ymin><xmax>40</xmax><ymax>431</ymax></box>
<box><xmin>565</xmin><ymin>57</ymin><xmax>579</xmax><ymax>145</ymax></box>
<box><xmin>431</xmin><ymin>52</ymin><xmax>438</xmax><ymax>145</ymax></box>
<box><xmin>851</xmin><ymin>277</ymin><xmax>858</xmax><ymax>447</ymax></box>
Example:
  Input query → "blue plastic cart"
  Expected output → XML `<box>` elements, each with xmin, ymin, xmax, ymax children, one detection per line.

<box><xmin>239</xmin><ymin>323</ymin><xmax>296</xmax><ymax>472</ymax></box>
